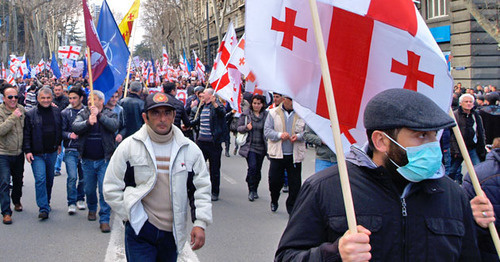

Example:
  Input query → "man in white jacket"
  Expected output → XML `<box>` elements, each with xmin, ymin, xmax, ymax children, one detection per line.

<box><xmin>103</xmin><ymin>92</ymin><xmax>212</xmax><ymax>261</ymax></box>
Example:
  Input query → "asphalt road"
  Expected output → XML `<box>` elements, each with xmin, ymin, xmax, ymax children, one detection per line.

<box><xmin>0</xmin><ymin>145</ymin><xmax>318</xmax><ymax>262</ymax></box>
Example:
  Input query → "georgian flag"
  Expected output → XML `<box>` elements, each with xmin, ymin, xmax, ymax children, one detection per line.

<box><xmin>209</xmin><ymin>22</ymin><xmax>238</xmax><ymax>89</ymax></box>
<box><xmin>1</xmin><ymin>63</ymin><xmax>6</xmax><ymax>79</ymax></box>
<box><xmin>36</xmin><ymin>59</ymin><xmax>45</xmax><ymax>74</ymax></box>
<box><xmin>162</xmin><ymin>46</ymin><xmax>169</xmax><ymax>66</ymax></box>
<box><xmin>193</xmin><ymin>50</ymin><xmax>206</xmax><ymax>83</ymax></box>
<box><xmin>246</xmin><ymin>0</ymin><xmax>453</xmax><ymax>152</ymax></box>
<box><xmin>58</xmin><ymin>45</ymin><xmax>82</xmax><ymax>60</ymax></box>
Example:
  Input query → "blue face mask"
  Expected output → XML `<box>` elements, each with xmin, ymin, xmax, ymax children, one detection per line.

<box><xmin>384</xmin><ymin>133</ymin><xmax>444</xmax><ymax>183</ymax></box>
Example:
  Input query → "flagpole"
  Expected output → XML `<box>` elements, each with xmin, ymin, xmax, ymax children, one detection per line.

<box><xmin>124</xmin><ymin>11</ymin><xmax>140</xmax><ymax>98</ymax></box>
<box><xmin>448</xmin><ymin>109</ymin><xmax>500</xmax><ymax>258</ymax></box>
<box><xmin>308</xmin><ymin>0</ymin><xmax>357</xmax><ymax>233</ymax></box>
<box><xmin>86</xmin><ymin>47</ymin><xmax>95</xmax><ymax>107</ymax></box>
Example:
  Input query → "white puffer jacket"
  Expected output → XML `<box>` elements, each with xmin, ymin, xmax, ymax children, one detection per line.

<box><xmin>103</xmin><ymin>124</ymin><xmax>212</xmax><ymax>251</ymax></box>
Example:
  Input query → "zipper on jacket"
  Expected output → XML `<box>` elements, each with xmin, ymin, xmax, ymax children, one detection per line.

<box><xmin>401</xmin><ymin>197</ymin><xmax>408</xmax><ymax>262</ymax></box>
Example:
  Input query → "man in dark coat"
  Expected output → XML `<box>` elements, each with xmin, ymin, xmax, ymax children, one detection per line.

<box><xmin>119</xmin><ymin>81</ymin><xmax>144</xmax><ymax>138</ymax></box>
<box><xmin>275</xmin><ymin>89</ymin><xmax>481</xmax><ymax>261</ymax></box>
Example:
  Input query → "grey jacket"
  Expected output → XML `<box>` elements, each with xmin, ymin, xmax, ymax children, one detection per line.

<box><xmin>303</xmin><ymin>125</ymin><xmax>337</xmax><ymax>163</ymax></box>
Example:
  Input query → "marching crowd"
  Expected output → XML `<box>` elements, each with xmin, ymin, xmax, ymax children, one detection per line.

<box><xmin>0</xmin><ymin>72</ymin><xmax>499</xmax><ymax>261</ymax></box>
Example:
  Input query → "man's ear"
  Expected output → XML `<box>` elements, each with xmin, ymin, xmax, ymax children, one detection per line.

<box><xmin>371</xmin><ymin>130</ymin><xmax>391</xmax><ymax>153</ymax></box>
<box><xmin>142</xmin><ymin>112</ymin><xmax>148</xmax><ymax>123</ymax></box>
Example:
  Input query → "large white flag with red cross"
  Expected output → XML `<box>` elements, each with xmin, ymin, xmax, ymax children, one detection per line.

<box><xmin>58</xmin><ymin>46</ymin><xmax>82</xmax><ymax>60</ymax></box>
<box><xmin>246</xmin><ymin>0</ymin><xmax>453</xmax><ymax>151</ymax></box>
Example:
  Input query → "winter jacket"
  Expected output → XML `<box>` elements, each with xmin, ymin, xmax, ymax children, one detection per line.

<box><xmin>191</xmin><ymin>101</ymin><xmax>226</xmax><ymax>143</ymax></box>
<box><xmin>61</xmin><ymin>106</ymin><xmax>85</xmax><ymax>151</ymax></box>
<box><xmin>303</xmin><ymin>125</ymin><xmax>337</xmax><ymax>163</ymax></box>
<box><xmin>0</xmin><ymin>103</ymin><xmax>25</xmax><ymax>155</ymax></box>
<box><xmin>54</xmin><ymin>95</ymin><xmax>70</xmax><ymax>110</ymax></box>
<box><xmin>450</xmin><ymin>106</ymin><xmax>486</xmax><ymax>160</ymax></box>
<box><xmin>275</xmin><ymin>144</ymin><xmax>480</xmax><ymax>261</ymax></box>
<box><xmin>119</xmin><ymin>93</ymin><xmax>145</xmax><ymax>138</ymax></box>
<box><xmin>72</xmin><ymin>107</ymin><xmax>119</xmax><ymax>160</ymax></box>
<box><xmin>479</xmin><ymin>105</ymin><xmax>500</xmax><ymax>145</ymax></box>
<box><xmin>23</xmin><ymin>105</ymin><xmax>62</xmax><ymax>155</ymax></box>
<box><xmin>237</xmin><ymin>109</ymin><xmax>268</xmax><ymax>158</ymax></box>
<box><xmin>264</xmin><ymin>105</ymin><xmax>306</xmax><ymax>163</ymax></box>
<box><xmin>166</xmin><ymin>93</ymin><xmax>191</xmax><ymax>129</ymax></box>
<box><xmin>463</xmin><ymin>148</ymin><xmax>500</xmax><ymax>261</ymax></box>
<box><xmin>103</xmin><ymin>125</ymin><xmax>212</xmax><ymax>252</ymax></box>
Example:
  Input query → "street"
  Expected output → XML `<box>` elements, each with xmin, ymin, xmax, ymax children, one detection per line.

<box><xmin>0</xmin><ymin>144</ymin><xmax>317</xmax><ymax>262</ymax></box>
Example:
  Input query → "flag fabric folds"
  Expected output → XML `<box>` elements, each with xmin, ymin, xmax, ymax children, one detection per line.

<box><xmin>82</xmin><ymin>0</ymin><xmax>108</xmax><ymax>81</ymax></box>
<box><xmin>50</xmin><ymin>52</ymin><xmax>62</xmax><ymax>79</ymax></box>
<box><xmin>58</xmin><ymin>46</ymin><xmax>82</xmax><ymax>60</ymax></box>
<box><xmin>246</xmin><ymin>0</ymin><xmax>453</xmax><ymax>152</ymax></box>
<box><xmin>119</xmin><ymin>0</ymin><xmax>140</xmax><ymax>45</ymax></box>
<box><xmin>95</xmin><ymin>0</ymin><xmax>131</xmax><ymax>102</ymax></box>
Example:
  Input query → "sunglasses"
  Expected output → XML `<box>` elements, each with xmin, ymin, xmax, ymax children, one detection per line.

<box><xmin>6</xmin><ymin>95</ymin><xmax>19</xmax><ymax>100</ymax></box>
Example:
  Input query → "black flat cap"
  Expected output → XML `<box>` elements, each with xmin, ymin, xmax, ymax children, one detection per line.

<box><xmin>364</xmin><ymin>89</ymin><xmax>455</xmax><ymax>131</ymax></box>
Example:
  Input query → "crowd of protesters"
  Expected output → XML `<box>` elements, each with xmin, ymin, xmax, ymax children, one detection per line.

<box><xmin>0</xmin><ymin>71</ymin><xmax>499</xmax><ymax>260</ymax></box>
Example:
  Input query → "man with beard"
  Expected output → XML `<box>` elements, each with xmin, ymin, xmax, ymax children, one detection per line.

<box><xmin>275</xmin><ymin>89</ymin><xmax>484</xmax><ymax>261</ymax></box>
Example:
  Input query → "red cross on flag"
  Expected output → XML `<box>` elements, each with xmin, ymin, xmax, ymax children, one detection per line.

<box><xmin>209</xmin><ymin>22</ymin><xmax>238</xmax><ymax>88</ymax></box>
<box><xmin>1</xmin><ymin>63</ymin><xmax>6</xmax><ymax>79</ymax></box>
<box><xmin>58</xmin><ymin>45</ymin><xmax>82</xmax><ymax>60</ymax></box>
<box><xmin>246</xmin><ymin>0</ymin><xmax>453</xmax><ymax>152</ymax></box>
<box><xmin>162</xmin><ymin>47</ymin><xmax>169</xmax><ymax>66</ymax></box>
<box><xmin>193</xmin><ymin>50</ymin><xmax>206</xmax><ymax>83</ymax></box>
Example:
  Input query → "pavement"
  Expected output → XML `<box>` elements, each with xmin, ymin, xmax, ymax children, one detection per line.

<box><xmin>0</xmin><ymin>145</ymin><xmax>318</xmax><ymax>262</ymax></box>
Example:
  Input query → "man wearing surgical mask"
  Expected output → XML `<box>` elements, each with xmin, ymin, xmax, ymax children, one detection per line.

<box><xmin>276</xmin><ymin>89</ymin><xmax>486</xmax><ymax>261</ymax></box>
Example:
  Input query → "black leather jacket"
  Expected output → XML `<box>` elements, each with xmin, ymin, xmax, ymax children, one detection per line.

<box><xmin>72</xmin><ymin>107</ymin><xmax>119</xmax><ymax>160</ymax></box>
<box><xmin>276</xmin><ymin>145</ymin><xmax>480</xmax><ymax>262</ymax></box>
<box><xmin>166</xmin><ymin>93</ymin><xmax>191</xmax><ymax>129</ymax></box>
<box><xmin>61</xmin><ymin>106</ymin><xmax>85</xmax><ymax>150</ymax></box>
<box><xmin>23</xmin><ymin>105</ymin><xmax>62</xmax><ymax>155</ymax></box>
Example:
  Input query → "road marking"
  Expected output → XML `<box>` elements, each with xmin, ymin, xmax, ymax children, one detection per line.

<box><xmin>223</xmin><ymin>176</ymin><xmax>237</xmax><ymax>185</ymax></box>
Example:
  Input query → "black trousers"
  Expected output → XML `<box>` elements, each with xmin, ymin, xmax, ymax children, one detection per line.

<box><xmin>197</xmin><ymin>140</ymin><xmax>222</xmax><ymax>196</ymax></box>
<box><xmin>268</xmin><ymin>155</ymin><xmax>302</xmax><ymax>214</ymax></box>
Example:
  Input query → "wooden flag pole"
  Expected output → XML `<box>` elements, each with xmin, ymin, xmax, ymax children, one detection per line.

<box><xmin>308</xmin><ymin>0</ymin><xmax>357</xmax><ymax>233</ymax></box>
<box><xmin>448</xmin><ymin>109</ymin><xmax>500</xmax><ymax>258</ymax></box>
<box><xmin>124</xmin><ymin>16</ymin><xmax>140</xmax><ymax>98</ymax></box>
<box><xmin>86</xmin><ymin>47</ymin><xmax>95</xmax><ymax>107</ymax></box>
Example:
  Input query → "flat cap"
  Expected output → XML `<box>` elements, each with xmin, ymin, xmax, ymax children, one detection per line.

<box><xmin>364</xmin><ymin>89</ymin><xmax>455</xmax><ymax>131</ymax></box>
<box><xmin>194</xmin><ymin>86</ymin><xmax>204</xmax><ymax>93</ymax></box>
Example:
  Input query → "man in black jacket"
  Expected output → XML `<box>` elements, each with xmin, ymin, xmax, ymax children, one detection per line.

<box><xmin>191</xmin><ymin>88</ymin><xmax>226</xmax><ymax>201</ymax></box>
<box><xmin>72</xmin><ymin>90</ymin><xmax>118</xmax><ymax>233</ymax></box>
<box><xmin>275</xmin><ymin>89</ymin><xmax>481</xmax><ymax>261</ymax></box>
<box><xmin>23</xmin><ymin>87</ymin><xmax>62</xmax><ymax>220</ymax></box>
<box><xmin>163</xmin><ymin>82</ymin><xmax>191</xmax><ymax>130</ymax></box>
<box><xmin>119</xmin><ymin>81</ymin><xmax>144</xmax><ymax>138</ymax></box>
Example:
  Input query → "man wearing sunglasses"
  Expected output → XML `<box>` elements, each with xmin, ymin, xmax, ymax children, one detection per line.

<box><xmin>0</xmin><ymin>84</ymin><xmax>25</xmax><ymax>225</ymax></box>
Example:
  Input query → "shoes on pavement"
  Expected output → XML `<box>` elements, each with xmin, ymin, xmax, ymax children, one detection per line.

<box><xmin>68</xmin><ymin>205</ymin><xmax>77</xmax><ymax>215</ymax></box>
<box><xmin>271</xmin><ymin>202</ymin><xmax>278</xmax><ymax>212</ymax></box>
<box><xmin>225</xmin><ymin>149</ymin><xmax>230</xmax><ymax>157</ymax></box>
<box><xmin>88</xmin><ymin>211</ymin><xmax>97</xmax><ymax>221</ymax></box>
<box><xmin>38</xmin><ymin>212</ymin><xmax>49</xmax><ymax>220</ymax></box>
<box><xmin>282</xmin><ymin>185</ymin><xmax>289</xmax><ymax>193</ymax></box>
<box><xmin>211</xmin><ymin>194</ymin><xmax>219</xmax><ymax>202</ymax></box>
<box><xmin>54</xmin><ymin>171</ymin><xmax>61</xmax><ymax>177</ymax></box>
<box><xmin>76</xmin><ymin>200</ymin><xmax>86</xmax><ymax>210</ymax></box>
<box><xmin>3</xmin><ymin>214</ymin><xmax>12</xmax><ymax>224</ymax></box>
<box><xmin>248</xmin><ymin>192</ymin><xmax>255</xmax><ymax>202</ymax></box>
<box><xmin>253</xmin><ymin>191</ymin><xmax>259</xmax><ymax>199</ymax></box>
<box><xmin>233</xmin><ymin>148</ymin><xmax>238</xmax><ymax>155</ymax></box>
<box><xmin>100</xmin><ymin>223</ymin><xmax>111</xmax><ymax>233</ymax></box>
<box><xmin>14</xmin><ymin>203</ymin><xmax>23</xmax><ymax>212</ymax></box>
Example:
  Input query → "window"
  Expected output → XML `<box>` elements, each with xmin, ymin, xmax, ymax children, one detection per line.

<box><xmin>427</xmin><ymin>0</ymin><xmax>448</xmax><ymax>19</ymax></box>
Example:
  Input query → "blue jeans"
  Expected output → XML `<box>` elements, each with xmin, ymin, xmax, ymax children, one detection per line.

<box><xmin>81</xmin><ymin>159</ymin><xmax>110</xmax><ymax>223</ymax></box>
<box><xmin>63</xmin><ymin>150</ymin><xmax>85</xmax><ymax>206</ymax></box>
<box><xmin>31</xmin><ymin>152</ymin><xmax>58</xmax><ymax>213</ymax></box>
<box><xmin>55</xmin><ymin>144</ymin><xmax>64</xmax><ymax>173</ymax></box>
<box><xmin>315</xmin><ymin>159</ymin><xmax>336</xmax><ymax>173</ymax></box>
<box><xmin>448</xmin><ymin>148</ymin><xmax>481</xmax><ymax>184</ymax></box>
<box><xmin>0</xmin><ymin>154</ymin><xmax>24</xmax><ymax>215</ymax></box>
<box><xmin>245</xmin><ymin>151</ymin><xmax>265</xmax><ymax>192</ymax></box>
<box><xmin>442</xmin><ymin>149</ymin><xmax>452</xmax><ymax>176</ymax></box>
<box><xmin>125</xmin><ymin>221</ymin><xmax>178</xmax><ymax>262</ymax></box>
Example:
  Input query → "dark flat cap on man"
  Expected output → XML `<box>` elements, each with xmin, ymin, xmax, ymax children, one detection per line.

<box><xmin>364</xmin><ymin>88</ymin><xmax>455</xmax><ymax>131</ymax></box>
<box><xmin>144</xmin><ymin>92</ymin><xmax>176</xmax><ymax>112</ymax></box>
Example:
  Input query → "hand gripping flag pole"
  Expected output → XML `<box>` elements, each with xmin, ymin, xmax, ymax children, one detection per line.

<box><xmin>308</xmin><ymin>0</ymin><xmax>357</xmax><ymax>233</ymax></box>
<box><xmin>86</xmin><ymin>47</ymin><xmax>95</xmax><ymax>107</ymax></box>
<box><xmin>448</xmin><ymin>109</ymin><xmax>500</xmax><ymax>258</ymax></box>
